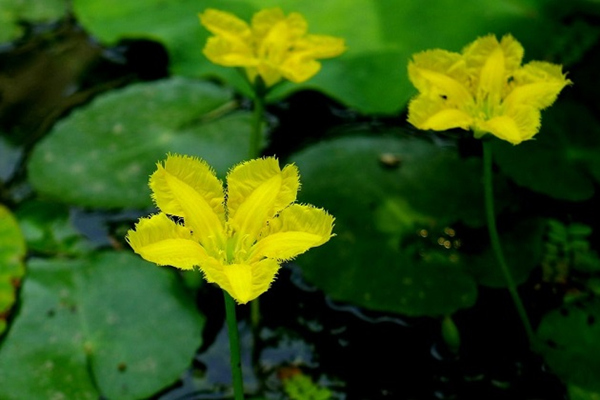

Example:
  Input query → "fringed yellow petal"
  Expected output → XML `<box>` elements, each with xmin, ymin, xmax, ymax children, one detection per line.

<box><xmin>257</xmin><ymin>19</ymin><xmax>292</xmax><ymax>64</ymax></box>
<box><xmin>220</xmin><ymin>260</ymin><xmax>280</xmax><ymax>304</ymax></box>
<box><xmin>227</xmin><ymin>158</ymin><xmax>299</xmax><ymax>240</ymax></box>
<box><xmin>408</xmin><ymin>50</ymin><xmax>470</xmax><ymax>99</ymax></box>
<box><xmin>252</xmin><ymin>8</ymin><xmax>307</xmax><ymax>40</ymax></box>
<box><xmin>150</xmin><ymin>154</ymin><xmax>225</xmax><ymax>249</ymax></box>
<box><xmin>478</xmin><ymin>106</ymin><xmax>541</xmax><ymax>144</ymax></box>
<box><xmin>256</xmin><ymin>62</ymin><xmax>284</xmax><ymax>87</ymax></box>
<box><xmin>199</xmin><ymin>10</ymin><xmax>255</xmax><ymax>68</ymax></box>
<box><xmin>499</xmin><ymin>35</ymin><xmax>525</xmax><ymax>73</ymax></box>
<box><xmin>251</xmin><ymin>7</ymin><xmax>286</xmax><ymax>38</ymax></box>
<box><xmin>408</xmin><ymin>96</ymin><xmax>473</xmax><ymax>131</ymax></box>
<box><xmin>504</xmin><ymin>61</ymin><xmax>572</xmax><ymax>110</ymax></box>
<box><xmin>203</xmin><ymin>36</ymin><xmax>256</xmax><ymax>67</ymax></box>
<box><xmin>465</xmin><ymin>34</ymin><xmax>523</xmax><ymax>68</ymax></box>
<box><xmin>126</xmin><ymin>213</ymin><xmax>209</xmax><ymax>270</ymax></box>
<box><xmin>463</xmin><ymin>34</ymin><xmax>523</xmax><ymax>76</ymax></box>
<box><xmin>254</xmin><ymin>19</ymin><xmax>292</xmax><ymax>86</ymax></box>
<box><xmin>409</xmin><ymin>64</ymin><xmax>472</xmax><ymax>106</ymax></box>
<box><xmin>225</xmin><ymin>264</ymin><xmax>253</xmax><ymax>303</ymax></box>
<box><xmin>462</xmin><ymin>34</ymin><xmax>523</xmax><ymax>103</ymax></box>
<box><xmin>296</xmin><ymin>35</ymin><xmax>347</xmax><ymax>58</ymax></box>
<box><xmin>196</xmin><ymin>256</ymin><xmax>225</xmax><ymax>286</ymax></box>
<box><xmin>199</xmin><ymin>9</ymin><xmax>251</xmax><ymax>41</ymax></box>
<box><xmin>200</xmin><ymin>8</ymin><xmax>344</xmax><ymax>87</ymax></box>
<box><xmin>279</xmin><ymin>56</ymin><xmax>321</xmax><ymax>83</ymax></box>
<box><xmin>250</xmin><ymin>204</ymin><xmax>334</xmax><ymax>262</ymax></box>
<box><xmin>285</xmin><ymin>12</ymin><xmax>309</xmax><ymax>40</ymax></box>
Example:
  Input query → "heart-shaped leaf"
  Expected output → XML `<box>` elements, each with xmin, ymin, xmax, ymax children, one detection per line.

<box><xmin>0</xmin><ymin>251</ymin><xmax>204</xmax><ymax>400</ymax></box>
<box><xmin>491</xmin><ymin>101</ymin><xmax>600</xmax><ymax>201</ymax></box>
<box><xmin>28</xmin><ymin>78</ymin><xmax>255</xmax><ymax>209</ymax></box>
<box><xmin>537</xmin><ymin>298</ymin><xmax>600</xmax><ymax>392</ymax></box>
<box><xmin>290</xmin><ymin>134</ymin><xmax>481</xmax><ymax>316</ymax></box>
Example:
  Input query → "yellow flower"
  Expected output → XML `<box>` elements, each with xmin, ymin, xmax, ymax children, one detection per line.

<box><xmin>407</xmin><ymin>34</ymin><xmax>571</xmax><ymax>145</ymax></box>
<box><xmin>199</xmin><ymin>8</ymin><xmax>346</xmax><ymax>87</ymax></box>
<box><xmin>126</xmin><ymin>155</ymin><xmax>334</xmax><ymax>304</ymax></box>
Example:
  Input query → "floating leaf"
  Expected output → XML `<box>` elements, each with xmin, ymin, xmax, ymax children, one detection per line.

<box><xmin>28</xmin><ymin>78</ymin><xmax>255</xmax><ymax>209</ymax></box>
<box><xmin>491</xmin><ymin>101</ymin><xmax>600</xmax><ymax>201</ymax></box>
<box><xmin>537</xmin><ymin>298</ymin><xmax>600</xmax><ymax>392</ymax></box>
<box><xmin>0</xmin><ymin>252</ymin><xmax>204</xmax><ymax>399</ymax></box>
<box><xmin>72</xmin><ymin>0</ymin><xmax>560</xmax><ymax>114</ymax></box>
<box><xmin>0</xmin><ymin>204</ymin><xmax>26</xmax><ymax>335</ymax></box>
<box><xmin>15</xmin><ymin>200</ymin><xmax>92</xmax><ymax>256</ymax></box>
<box><xmin>466</xmin><ymin>218</ymin><xmax>545</xmax><ymax>287</ymax></box>
<box><xmin>290</xmin><ymin>135</ymin><xmax>482</xmax><ymax>316</ymax></box>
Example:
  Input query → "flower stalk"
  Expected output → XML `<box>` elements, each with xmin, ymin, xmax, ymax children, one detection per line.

<box><xmin>482</xmin><ymin>139</ymin><xmax>535</xmax><ymax>344</ymax></box>
<box><xmin>249</xmin><ymin>78</ymin><xmax>266</xmax><ymax>160</ymax></box>
<box><xmin>224</xmin><ymin>291</ymin><xmax>245</xmax><ymax>400</ymax></box>
<box><xmin>197</xmin><ymin>9</ymin><xmax>344</xmax><ymax>397</ymax></box>
<box><xmin>126</xmin><ymin>154</ymin><xmax>334</xmax><ymax>398</ymax></box>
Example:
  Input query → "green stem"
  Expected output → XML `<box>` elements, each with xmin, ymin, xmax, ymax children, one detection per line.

<box><xmin>223</xmin><ymin>290</ymin><xmax>245</xmax><ymax>400</ymax></box>
<box><xmin>248</xmin><ymin>80</ymin><xmax>267</xmax><ymax>327</ymax></box>
<box><xmin>482</xmin><ymin>140</ymin><xmax>536</xmax><ymax>345</ymax></box>
<box><xmin>249</xmin><ymin>88</ymin><xmax>265</xmax><ymax>160</ymax></box>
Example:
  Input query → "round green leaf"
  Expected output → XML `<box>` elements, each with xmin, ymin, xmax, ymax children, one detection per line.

<box><xmin>72</xmin><ymin>0</ymin><xmax>560</xmax><ymax>114</ymax></box>
<box><xmin>491</xmin><ymin>101</ymin><xmax>600</xmax><ymax>201</ymax></box>
<box><xmin>0</xmin><ymin>251</ymin><xmax>204</xmax><ymax>400</ymax></box>
<box><xmin>537</xmin><ymin>298</ymin><xmax>600</xmax><ymax>392</ymax></box>
<box><xmin>0</xmin><ymin>204</ymin><xmax>26</xmax><ymax>335</ymax></box>
<box><xmin>466</xmin><ymin>218</ymin><xmax>545</xmax><ymax>287</ymax></box>
<box><xmin>28</xmin><ymin>77</ymin><xmax>254</xmax><ymax>209</ymax></box>
<box><xmin>15</xmin><ymin>200</ymin><xmax>92</xmax><ymax>256</ymax></box>
<box><xmin>290</xmin><ymin>135</ymin><xmax>481</xmax><ymax>316</ymax></box>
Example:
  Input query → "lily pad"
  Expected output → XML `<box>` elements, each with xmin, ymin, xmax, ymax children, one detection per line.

<box><xmin>537</xmin><ymin>298</ymin><xmax>600</xmax><ymax>392</ymax></box>
<box><xmin>289</xmin><ymin>135</ymin><xmax>483</xmax><ymax>316</ymax></box>
<box><xmin>15</xmin><ymin>200</ymin><xmax>92</xmax><ymax>256</ymax></box>
<box><xmin>491</xmin><ymin>101</ymin><xmax>600</xmax><ymax>201</ymax></box>
<box><xmin>466</xmin><ymin>218</ymin><xmax>545</xmax><ymax>287</ymax></box>
<box><xmin>28</xmin><ymin>77</ymin><xmax>255</xmax><ymax>209</ymax></box>
<box><xmin>72</xmin><ymin>0</ymin><xmax>559</xmax><ymax>114</ymax></box>
<box><xmin>0</xmin><ymin>0</ymin><xmax>66</xmax><ymax>42</ymax></box>
<box><xmin>0</xmin><ymin>251</ymin><xmax>204</xmax><ymax>400</ymax></box>
<box><xmin>0</xmin><ymin>204</ymin><xmax>26</xmax><ymax>335</ymax></box>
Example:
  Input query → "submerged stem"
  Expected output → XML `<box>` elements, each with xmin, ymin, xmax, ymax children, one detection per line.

<box><xmin>223</xmin><ymin>291</ymin><xmax>245</xmax><ymax>400</ymax></box>
<box><xmin>482</xmin><ymin>140</ymin><xmax>536</xmax><ymax>345</ymax></box>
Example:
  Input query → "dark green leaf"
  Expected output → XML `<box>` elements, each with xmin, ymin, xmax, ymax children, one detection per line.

<box><xmin>72</xmin><ymin>0</ymin><xmax>561</xmax><ymax>114</ymax></box>
<box><xmin>537</xmin><ymin>298</ymin><xmax>600</xmax><ymax>392</ymax></box>
<box><xmin>290</xmin><ymin>135</ymin><xmax>481</xmax><ymax>316</ymax></box>
<box><xmin>15</xmin><ymin>200</ymin><xmax>92</xmax><ymax>256</ymax></box>
<box><xmin>0</xmin><ymin>252</ymin><xmax>204</xmax><ymax>400</ymax></box>
<box><xmin>466</xmin><ymin>218</ymin><xmax>545</xmax><ymax>288</ymax></box>
<box><xmin>28</xmin><ymin>78</ymin><xmax>254</xmax><ymax>209</ymax></box>
<box><xmin>491</xmin><ymin>101</ymin><xmax>600</xmax><ymax>201</ymax></box>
